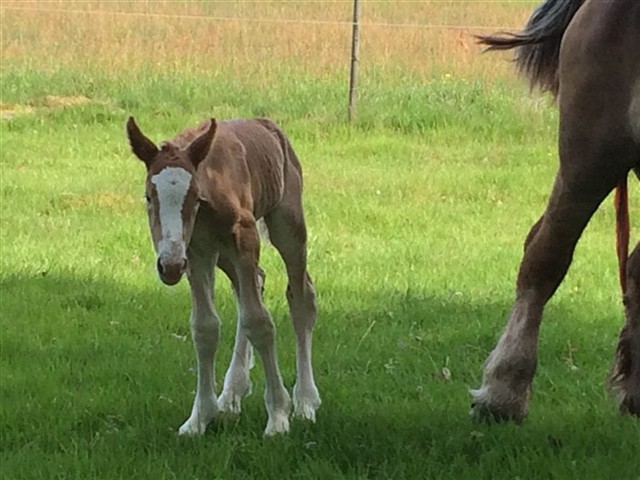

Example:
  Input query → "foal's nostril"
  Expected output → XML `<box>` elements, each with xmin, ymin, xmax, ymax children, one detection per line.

<box><xmin>157</xmin><ymin>257</ymin><xmax>165</xmax><ymax>276</ymax></box>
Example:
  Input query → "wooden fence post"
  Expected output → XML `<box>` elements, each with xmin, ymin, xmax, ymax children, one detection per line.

<box><xmin>348</xmin><ymin>0</ymin><xmax>361</xmax><ymax>122</ymax></box>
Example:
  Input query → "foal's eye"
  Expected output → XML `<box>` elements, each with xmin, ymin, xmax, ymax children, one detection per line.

<box><xmin>144</xmin><ymin>194</ymin><xmax>151</xmax><ymax>204</ymax></box>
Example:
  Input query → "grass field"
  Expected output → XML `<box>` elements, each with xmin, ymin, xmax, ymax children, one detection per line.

<box><xmin>1</xmin><ymin>2</ymin><xmax>639</xmax><ymax>479</ymax></box>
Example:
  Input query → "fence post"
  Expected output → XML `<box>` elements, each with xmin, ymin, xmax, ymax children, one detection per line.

<box><xmin>348</xmin><ymin>0</ymin><xmax>361</xmax><ymax>122</ymax></box>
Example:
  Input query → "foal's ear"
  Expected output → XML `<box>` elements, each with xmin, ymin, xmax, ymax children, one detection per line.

<box><xmin>186</xmin><ymin>118</ymin><xmax>217</xmax><ymax>168</ymax></box>
<box><xmin>126</xmin><ymin>116</ymin><xmax>159</xmax><ymax>166</ymax></box>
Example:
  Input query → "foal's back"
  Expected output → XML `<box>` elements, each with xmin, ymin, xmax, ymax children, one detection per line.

<box><xmin>223</xmin><ymin>119</ymin><xmax>290</xmax><ymax>218</ymax></box>
<box><xmin>172</xmin><ymin>118</ymin><xmax>291</xmax><ymax>222</ymax></box>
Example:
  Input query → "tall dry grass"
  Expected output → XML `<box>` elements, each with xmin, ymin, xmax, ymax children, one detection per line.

<box><xmin>1</xmin><ymin>1</ymin><xmax>535</xmax><ymax>82</ymax></box>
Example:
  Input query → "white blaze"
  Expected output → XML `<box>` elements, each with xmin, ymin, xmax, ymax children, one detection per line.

<box><xmin>151</xmin><ymin>167</ymin><xmax>192</xmax><ymax>256</ymax></box>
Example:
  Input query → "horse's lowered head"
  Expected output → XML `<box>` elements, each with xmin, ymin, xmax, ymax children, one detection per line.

<box><xmin>126</xmin><ymin>116</ymin><xmax>216</xmax><ymax>285</ymax></box>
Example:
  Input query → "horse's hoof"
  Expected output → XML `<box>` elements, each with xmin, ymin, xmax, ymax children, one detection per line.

<box><xmin>619</xmin><ymin>395</ymin><xmax>640</xmax><ymax>417</ymax></box>
<box><xmin>264</xmin><ymin>412</ymin><xmax>290</xmax><ymax>436</ymax></box>
<box><xmin>469</xmin><ymin>388</ymin><xmax>527</xmax><ymax>424</ymax></box>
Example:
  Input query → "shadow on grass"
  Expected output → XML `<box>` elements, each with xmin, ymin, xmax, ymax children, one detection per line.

<box><xmin>1</xmin><ymin>272</ymin><xmax>637</xmax><ymax>479</ymax></box>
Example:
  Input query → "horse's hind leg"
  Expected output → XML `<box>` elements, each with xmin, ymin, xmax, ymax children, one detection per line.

<box><xmin>471</xmin><ymin>142</ymin><xmax>631</xmax><ymax>422</ymax></box>
<box><xmin>610</xmin><ymin>242</ymin><xmax>640</xmax><ymax>416</ymax></box>
<box><xmin>216</xmin><ymin>255</ymin><xmax>260</xmax><ymax>415</ymax></box>
<box><xmin>265</xmin><ymin>196</ymin><xmax>321</xmax><ymax>421</ymax></box>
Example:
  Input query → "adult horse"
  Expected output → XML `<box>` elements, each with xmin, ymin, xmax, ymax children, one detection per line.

<box><xmin>470</xmin><ymin>0</ymin><xmax>640</xmax><ymax>421</ymax></box>
<box><xmin>126</xmin><ymin>117</ymin><xmax>320</xmax><ymax>435</ymax></box>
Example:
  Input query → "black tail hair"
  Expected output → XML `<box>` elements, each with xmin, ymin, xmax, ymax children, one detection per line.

<box><xmin>476</xmin><ymin>0</ymin><xmax>585</xmax><ymax>96</ymax></box>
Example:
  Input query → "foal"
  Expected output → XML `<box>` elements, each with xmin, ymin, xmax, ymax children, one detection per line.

<box><xmin>126</xmin><ymin>116</ymin><xmax>320</xmax><ymax>435</ymax></box>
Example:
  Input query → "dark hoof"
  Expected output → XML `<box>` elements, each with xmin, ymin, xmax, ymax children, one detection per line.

<box><xmin>470</xmin><ymin>401</ymin><xmax>525</xmax><ymax>424</ymax></box>
<box><xmin>620</xmin><ymin>396</ymin><xmax>640</xmax><ymax>417</ymax></box>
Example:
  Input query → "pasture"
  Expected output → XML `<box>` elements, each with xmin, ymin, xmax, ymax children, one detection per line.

<box><xmin>1</xmin><ymin>1</ymin><xmax>639</xmax><ymax>478</ymax></box>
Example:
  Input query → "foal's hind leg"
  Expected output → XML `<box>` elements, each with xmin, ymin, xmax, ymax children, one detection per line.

<box><xmin>471</xmin><ymin>148</ymin><xmax>631</xmax><ymax>422</ymax></box>
<box><xmin>265</xmin><ymin>200</ymin><xmax>321</xmax><ymax>421</ymax></box>
<box><xmin>610</xmin><ymin>243</ymin><xmax>640</xmax><ymax>416</ymax></box>
<box><xmin>216</xmin><ymin>255</ymin><xmax>260</xmax><ymax>415</ymax></box>
<box><xmin>230</xmin><ymin>215</ymin><xmax>291</xmax><ymax>435</ymax></box>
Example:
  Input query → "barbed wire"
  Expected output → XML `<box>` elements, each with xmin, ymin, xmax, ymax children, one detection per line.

<box><xmin>1</xmin><ymin>5</ymin><xmax>516</xmax><ymax>31</ymax></box>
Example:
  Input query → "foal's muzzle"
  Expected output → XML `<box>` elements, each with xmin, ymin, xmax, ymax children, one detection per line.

<box><xmin>157</xmin><ymin>256</ymin><xmax>188</xmax><ymax>285</ymax></box>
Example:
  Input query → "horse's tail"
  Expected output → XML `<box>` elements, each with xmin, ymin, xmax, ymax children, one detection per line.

<box><xmin>615</xmin><ymin>178</ymin><xmax>630</xmax><ymax>293</ymax></box>
<box><xmin>476</xmin><ymin>0</ymin><xmax>585</xmax><ymax>96</ymax></box>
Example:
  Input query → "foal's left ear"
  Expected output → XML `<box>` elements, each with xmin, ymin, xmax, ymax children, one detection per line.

<box><xmin>186</xmin><ymin>118</ymin><xmax>217</xmax><ymax>168</ymax></box>
<box><xmin>126</xmin><ymin>116</ymin><xmax>159</xmax><ymax>167</ymax></box>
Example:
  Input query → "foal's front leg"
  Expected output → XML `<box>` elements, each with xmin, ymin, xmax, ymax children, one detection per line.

<box><xmin>216</xmin><ymin>255</ymin><xmax>258</xmax><ymax>415</ymax></box>
<box><xmin>178</xmin><ymin>247</ymin><xmax>220</xmax><ymax>436</ymax></box>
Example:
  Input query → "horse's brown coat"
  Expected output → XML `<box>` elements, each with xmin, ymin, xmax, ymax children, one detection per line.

<box><xmin>471</xmin><ymin>0</ymin><xmax>640</xmax><ymax>421</ymax></box>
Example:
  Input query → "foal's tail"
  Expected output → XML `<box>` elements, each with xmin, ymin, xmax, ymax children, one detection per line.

<box><xmin>476</xmin><ymin>0</ymin><xmax>585</xmax><ymax>97</ymax></box>
<box><xmin>615</xmin><ymin>179</ymin><xmax>630</xmax><ymax>293</ymax></box>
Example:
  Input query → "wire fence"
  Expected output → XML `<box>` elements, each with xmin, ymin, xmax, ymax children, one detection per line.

<box><xmin>0</xmin><ymin>5</ymin><xmax>517</xmax><ymax>31</ymax></box>
<box><xmin>2</xmin><ymin>2</ymin><xmax>524</xmax><ymax>120</ymax></box>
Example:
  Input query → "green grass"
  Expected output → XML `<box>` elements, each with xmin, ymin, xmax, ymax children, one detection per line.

<box><xmin>1</xmin><ymin>67</ymin><xmax>639</xmax><ymax>480</ymax></box>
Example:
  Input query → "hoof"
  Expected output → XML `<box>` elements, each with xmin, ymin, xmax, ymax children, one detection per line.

<box><xmin>178</xmin><ymin>415</ymin><xmax>213</xmax><ymax>436</ymax></box>
<box><xmin>264</xmin><ymin>412</ymin><xmax>290</xmax><ymax>436</ymax></box>
<box><xmin>469</xmin><ymin>400</ymin><xmax>524</xmax><ymax>424</ymax></box>
<box><xmin>218</xmin><ymin>378</ymin><xmax>252</xmax><ymax>415</ymax></box>
<box><xmin>178</xmin><ymin>397</ymin><xmax>218</xmax><ymax>436</ymax></box>
<box><xmin>469</xmin><ymin>387</ymin><xmax>528</xmax><ymax>424</ymax></box>
<box><xmin>218</xmin><ymin>392</ymin><xmax>244</xmax><ymax>415</ymax></box>
<box><xmin>619</xmin><ymin>395</ymin><xmax>640</xmax><ymax>417</ymax></box>
<box><xmin>293</xmin><ymin>384</ymin><xmax>321</xmax><ymax>423</ymax></box>
<box><xmin>293</xmin><ymin>403</ymin><xmax>318</xmax><ymax>423</ymax></box>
